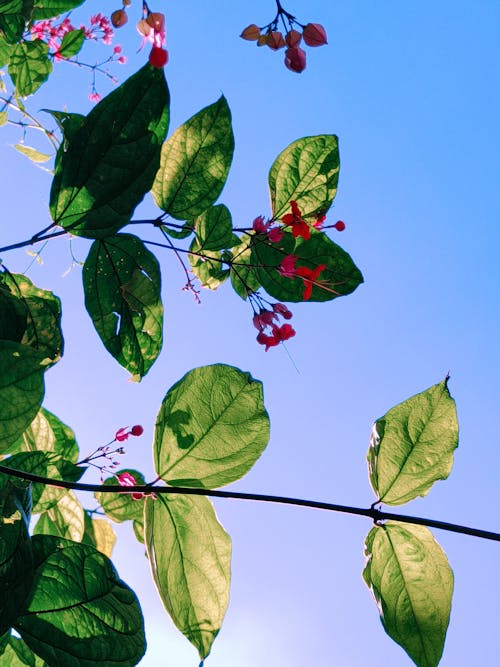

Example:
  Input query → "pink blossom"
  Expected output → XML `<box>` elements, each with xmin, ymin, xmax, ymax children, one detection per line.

<box><xmin>279</xmin><ymin>254</ymin><xmax>298</xmax><ymax>278</ymax></box>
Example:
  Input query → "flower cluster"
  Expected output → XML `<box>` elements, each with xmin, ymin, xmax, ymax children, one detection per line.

<box><xmin>253</xmin><ymin>300</ymin><xmax>296</xmax><ymax>351</ymax></box>
<box><xmin>115</xmin><ymin>424</ymin><xmax>144</xmax><ymax>441</ymax></box>
<box><xmin>240</xmin><ymin>1</ymin><xmax>327</xmax><ymax>73</ymax></box>
<box><xmin>30</xmin><ymin>13</ymin><xmax>120</xmax><ymax>57</ymax></box>
<box><xmin>279</xmin><ymin>254</ymin><xmax>327</xmax><ymax>300</ymax></box>
<box><xmin>76</xmin><ymin>424</ymin><xmax>144</xmax><ymax>481</ymax></box>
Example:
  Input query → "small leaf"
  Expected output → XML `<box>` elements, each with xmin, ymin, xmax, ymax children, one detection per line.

<box><xmin>188</xmin><ymin>239</ymin><xmax>229</xmax><ymax>291</ymax></box>
<box><xmin>194</xmin><ymin>204</ymin><xmax>235</xmax><ymax>251</ymax></box>
<box><xmin>94</xmin><ymin>469</ymin><xmax>146</xmax><ymax>523</ymax></box>
<box><xmin>161</xmin><ymin>222</ymin><xmax>193</xmax><ymax>240</ymax></box>
<box><xmin>83</xmin><ymin>234</ymin><xmax>163</xmax><ymax>379</ymax></box>
<box><xmin>32</xmin><ymin>0</ymin><xmax>84</xmax><ymax>20</ymax></box>
<box><xmin>153</xmin><ymin>95</ymin><xmax>234</xmax><ymax>219</ymax></box>
<box><xmin>367</xmin><ymin>379</ymin><xmax>459</xmax><ymax>505</ymax></box>
<box><xmin>8</xmin><ymin>39</ymin><xmax>52</xmax><ymax>96</ymax></box>
<box><xmin>50</xmin><ymin>64</ymin><xmax>170</xmax><ymax>238</ymax></box>
<box><xmin>13</xmin><ymin>143</ymin><xmax>50</xmax><ymax>163</ymax></box>
<box><xmin>154</xmin><ymin>364</ymin><xmax>270</xmax><ymax>488</ymax></box>
<box><xmin>15</xmin><ymin>535</ymin><xmax>146</xmax><ymax>666</ymax></box>
<box><xmin>81</xmin><ymin>513</ymin><xmax>116</xmax><ymax>558</ymax></box>
<box><xmin>229</xmin><ymin>233</ymin><xmax>262</xmax><ymax>300</ymax></box>
<box><xmin>57</xmin><ymin>28</ymin><xmax>84</xmax><ymax>58</ymax></box>
<box><xmin>145</xmin><ymin>494</ymin><xmax>231</xmax><ymax>660</ymax></box>
<box><xmin>0</xmin><ymin>110</ymin><xmax>8</xmax><ymax>125</ymax></box>
<box><xmin>269</xmin><ymin>135</ymin><xmax>340</xmax><ymax>219</ymax></box>
<box><xmin>0</xmin><ymin>341</ymin><xmax>46</xmax><ymax>453</ymax></box>
<box><xmin>363</xmin><ymin>522</ymin><xmax>453</xmax><ymax>667</ymax></box>
<box><xmin>251</xmin><ymin>230</ymin><xmax>363</xmax><ymax>302</ymax></box>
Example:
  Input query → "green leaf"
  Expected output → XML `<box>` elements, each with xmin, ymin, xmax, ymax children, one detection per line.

<box><xmin>2</xmin><ymin>273</ymin><xmax>63</xmax><ymax>365</ymax></box>
<box><xmin>2</xmin><ymin>636</ymin><xmax>46</xmax><ymax>666</ymax></box>
<box><xmin>8</xmin><ymin>40</ymin><xmax>52</xmax><ymax>96</ymax></box>
<box><xmin>145</xmin><ymin>494</ymin><xmax>231</xmax><ymax>660</ymax></box>
<box><xmin>41</xmin><ymin>109</ymin><xmax>84</xmax><ymax>146</ymax></box>
<box><xmin>154</xmin><ymin>364</ymin><xmax>270</xmax><ymax>488</ymax></box>
<box><xmin>160</xmin><ymin>222</ymin><xmax>193</xmax><ymax>240</ymax></box>
<box><xmin>83</xmin><ymin>234</ymin><xmax>163</xmax><ymax>379</ymax></box>
<box><xmin>0</xmin><ymin>342</ymin><xmax>46</xmax><ymax>453</ymax></box>
<box><xmin>32</xmin><ymin>0</ymin><xmax>84</xmax><ymax>20</ymax></box>
<box><xmin>0</xmin><ymin>277</ymin><xmax>27</xmax><ymax>341</ymax></box>
<box><xmin>56</xmin><ymin>28</ymin><xmax>84</xmax><ymax>58</ymax></box>
<box><xmin>229</xmin><ymin>233</ymin><xmax>262</xmax><ymax>299</ymax></box>
<box><xmin>33</xmin><ymin>490</ymin><xmax>85</xmax><ymax>541</ymax></box>
<box><xmin>152</xmin><ymin>95</ymin><xmax>234</xmax><ymax>219</ymax></box>
<box><xmin>0</xmin><ymin>0</ymin><xmax>34</xmax><ymax>44</ymax></box>
<box><xmin>188</xmin><ymin>238</ymin><xmax>229</xmax><ymax>291</ymax></box>
<box><xmin>15</xmin><ymin>535</ymin><xmax>146</xmax><ymax>666</ymax></box>
<box><xmin>0</xmin><ymin>474</ymin><xmax>33</xmax><ymax>636</ymax></box>
<box><xmin>363</xmin><ymin>522</ymin><xmax>453</xmax><ymax>667</ymax></box>
<box><xmin>269</xmin><ymin>134</ymin><xmax>340</xmax><ymax>220</ymax></box>
<box><xmin>194</xmin><ymin>204</ymin><xmax>236</xmax><ymax>251</ymax></box>
<box><xmin>10</xmin><ymin>408</ymin><xmax>78</xmax><ymax>462</ymax></box>
<box><xmin>251</xmin><ymin>230</ymin><xmax>363</xmax><ymax>302</ymax></box>
<box><xmin>50</xmin><ymin>64</ymin><xmax>170</xmax><ymax>239</ymax></box>
<box><xmin>367</xmin><ymin>379</ymin><xmax>459</xmax><ymax>505</ymax></box>
<box><xmin>81</xmin><ymin>513</ymin><xmax>116</xmax><ymax>558</ymax></box>
<box><xmin>0</xmin><ymin>38</ymin><xmax>13</xmax><ymax>67</ymax></box>
<box><xmin>94</xmin><ymin>469</ymin><xmax>146</xmax><ymax>524</ymax></box>
<box><xmin>12</xmin><ymin>144</ymin><xmax>51</xmax><ymax>163</ymax></box>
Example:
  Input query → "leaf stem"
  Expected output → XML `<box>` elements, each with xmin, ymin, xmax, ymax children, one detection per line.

<box><xmin>0</xmin><ymin>464</ymin><xmax>498</xmax><ymax>543</ymax></box>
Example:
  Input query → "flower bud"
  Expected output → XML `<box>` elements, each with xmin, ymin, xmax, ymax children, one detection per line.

<box><xmin>149</xmin><ymin>45</ymin><xmax>168</xmax><ymax>68</ymax></box>
<box><xmin>240</xmin><ymin>24</ymin><xmax>261</xmax><ymax>41</ymax></box>
<box><xmin>111</xmin><ymin>9</ymin><xmax>128</xmax><ymax>28</ymax></box>
<box><xmin>131</xmin><ymin>425</ymin><xmax>144</xmax><ymax>436</ymax></box>
<box><xmin>285</xmin><ymin>29</ymin><xmax>302</xmax><ymax>48</ymax></box>
<box><xmin>284</xmin><ymin>46</ymin><xmax>306</xmax><ymax>73</ymax></box>
<box><xmin>146</xmin><ymin>12</ymin><xmax>165</xmax><ymax>33</ymax></box>
<box><xmin>302</xmin><ymin>23</ymin><xmax>327</xmax><ymax>47</ymax></box>
<box><xmin>333</xmin><ymin>220</ymin><xmax>346</xmax><ymax>231</ymax></box>
<box><xmin>122</xmin><ymin>0</ymin><xmax>131</xmax><ymax>6</ymax></box>
<box><xmin>267</xmin><ymin>31</ymin><xmax>285</xmax><ymax>50</ymax></box>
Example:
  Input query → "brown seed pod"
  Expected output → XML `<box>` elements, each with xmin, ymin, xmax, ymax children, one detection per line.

<box><xmin>111</xmin><ymin>9</ymin><xmax>128</xmax><ymax>28</ymax></box>
<box><xmin>240</xmin><ymin>24</ymin><xmax>261</xmax><ymax>41</ymax></box>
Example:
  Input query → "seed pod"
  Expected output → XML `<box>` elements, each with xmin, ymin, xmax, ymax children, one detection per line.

<box><xmin>257</xmin><ymin>34</ymin><xmax>268</xmax><ymax>47</ymax></box>
<box><xmin>137</xmin><ymin>18</ymin><xmax>152</xmax><ymax>37</ymax></box>
<box><xmin>267</xmin><ymin>31</ymin><xmax>285</xmax><ymax>50</ymax></box>
<box><xmin>146</xmin><ymin>12</ymin><xmax>165</xmax><ymax>33</ymax></box>
<box><xmin>284</xmin><ymin>46</ymin><xmax>306</xmax><ymax>73</ymax></box>
<box><xmin>111</xmin><ymin>9</ymin><xmax>128</xmax><ymax>28</ymax></box>
<box><xmin>285</xmin><ymin>29</ymin><xmax>302</xmax><ymax>48</ymax></box>
<box><xmin>240</xmin><ymin>23</ymin><xmax>261</xmax><ymax>41</ymax></box>
<box><xmin>302</xmin><ymin>22</ymin><xmax>328</xmax><ymax>47</ymax></box>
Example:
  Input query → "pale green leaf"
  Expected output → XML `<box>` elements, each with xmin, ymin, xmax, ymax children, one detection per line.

<box><xmin>13</xmin><ymin>143</ymin><xmax>50</xmax><ymax>163</ymax></box>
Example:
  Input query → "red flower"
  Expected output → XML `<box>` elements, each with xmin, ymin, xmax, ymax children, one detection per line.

<box><xmin>115</xmin><ymin>427</ymin><xmax>129</xmax><ymax>442</ymax></box>
<box><xmin>252</xmin><ymin>215</ymin><xmax>269</xmax><ymax>234</ymax></box>
<box><xmin>253</xmin><ymin>309</ymin><xmax>276</xmax><ymax>331</ymax></box>
<box><xmin>279</xmin><ymin>254</ymin><xmax>298</xmax><ymax>277</ymax></box>
<box><xmin>281</xmin><ymin>201</ymin><xmax>310</xmax><ymax>240</ymax></box>
<box><xmin>256</xmin><ymin>323</ymin><xmax>296</xmax><ymax>351</ymax></box>
<box><xmin>131</xmin><ymin>425</ymin><xmax>144</xmax><ymax>436</ymax></box>
<box><xmin>273</xmin><ymin>302</ymin><xmax>293</xmax><ymax>319</ymax></box>
<box><xmin>268</xmin><ymin>226</ymin><xmax>284</xmax><ymax>243</ymax></box>
<box><xmin>312</xmin><ymin>213</ymin><xmax>326</xmax><ymax>229</ymax></box>
<box><xmin>149</xmin><ymin>46</ymin><xmax>168</xmax><ymax>68</ymax></box>
<box><xmin>333</xmin><ymin>220</ymin><xmax>346</xmax><ymax>231</ymax></box>
<box><xmin>295</xmin><ymin>263</ymin><xmax>327</xmax><ymax>300</ymax></box>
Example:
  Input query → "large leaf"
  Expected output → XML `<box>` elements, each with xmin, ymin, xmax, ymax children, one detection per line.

<box><xmin>2</xmin><ymin>273</ymin><xmax>63</xmax><ymax>366</ymax></box>
<box><xmin>0</xmin><ymin>475</ymin><xmax>33</xmax><ymax>636</ymax></box>
<box><xmin>81</xmin><ymin>513</ymin><xmax>116</xmax><ymax>558</ymax></box>
<box><xmin>15</xmin><ymin>536</ymin><xmax>146</xmax><ymax>666</ymax></box>
<box><xmin>33</xmin><ymin>490</ymin><xmax>84</xmax><ymax>541</ymax></box>
<box><xmin>9</xmin><ymin>408</ymin><xmax>78</xmax><ymax>462</ymax></box>
<box><xmin>145</xmin><ymin>494</ymin><xmax>231</xmax><ymax>660</ymax></box>
<box><xmin>229</xmin><ymin>233</ymin><xmax>261</xmax><ymax>300</ymax></box>
<box><xmin>152</xmin><ymin>96</ymin><xmax>234</xmax><ymax>219</ymax></box>
<box><xmin>363</xmin><ymin>522</ymin><xmax>453</xmax><ymax>667</ymax></box>
<box><xmin>1</xmin><ymin>636</ymin><xmax>46</xmax><ymax>666</ymax></box>
<box><xmin>8</xmin><ymin>40</ymin><xmax>52</xmax><ymax>96</ymax></box>
<box><xmin>251</xmin><ymin>230</ymin><xmax>363</xmax><ymax>302</ymax></box>
<box><xmin>83</xmin><ymin>234</ymin><xmax>163</xmax><ymax>379</ymax></box>
<box><xmin>0</xmin><ymin>342</ymin><xmax>46</xmax><ymax>453</ymax></box>
<box><xmin>154</xmin><ymin>364</ymin><xmax>270</xmax><ymax>488</ymax></box>
<box><xmin>0</xmin><ymin>0</ymin><xmax>34</xmax><ymax>44</ymax></box>
<box><xmin>269</xmin><ymin>135</ymin><xmax>340</xmax><ymax>219</ymax></box>
<box><xmin>94</xmin><ymin>469</ymin><xmax>146</xmax><ymax>524</ymax></box>
<box><xmin>50</xmin><ymin>64</ymin><xmax>170</xmax><ymax>239</ymax></box>
<box><xmin>188</xmin><ymin>238</ymin><xmax>229</xmax><ymax>291</ymax></box>
<box><xmin>0</xmin><ymin>278</ymin><xmax>27</xmax><ymax>342</ymax></box>
<box><xmin>367</xmin><ymin>379</ymin><xmax>459</xmax><ymax>505</ymax></box>
<box><xmin>32</xmin><ymin>0</ymin><xmax>84</xmax><ymax>20</ymax></box>
<box><xmin>194</xmin><ymin>204</ymin><xmax>238</xmax><ymax>251</ymax></box>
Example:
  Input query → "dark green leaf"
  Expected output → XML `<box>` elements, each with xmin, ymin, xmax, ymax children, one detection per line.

<box><xmin>194</xmin><ymin>204</ymin><xmax>236</xmax><ymax>251</ymax></box>
<box><xmin>8</xmin><ymin>40</ymin><xmax>52</xmax><ymax>96</ymax></box>
<box><xmin>56</xmin><ymin>28</ymin><xmax>84</xmax><ymax>58</ymax></box>
<box><xmin>0</xmin><ymin>474</ymin><xmax>33</xmax><ymax>636</ymax></box>
<box><xmin>160</xmin><ymin>222</ymin><xmax>193</xmax><ymax>240</ymax></box>
<box><xmin>0</xmin><ymin>0</ymin><xmax>33</xmax><ymax>44</ymax></box>
<box><xmin>0</xmin><ymin>278</ymin><xmax>27</xmax><ymax>342</ymax></box>
<box><xmin>188</xmin><ymin>238</ymin><xmax>229</xmax><ymax>290</ymax></box>
<box><xmin>41</xmin><ymin>109</ymin><xmax>84</xmax><ymax>147</ymax></box>
<box><xmin>0</xmin><ymin>37</ymin><xmax>13</xmax><ymax>66</ymax></box>
<box><xmin>0</xmin><ymin>342</ymin><xmax>46</xmax><ymax>453</ymax></box>
<box><xmin>83</xmin><ymin>234</ymin><xmax>163</xmax><ymax>379</ymax></box>
<box><xmin>229</xmin><ymin>233</ymin><xmax>262</xmax><ymax>300</ymax></box>
<box><xmin>15</xmin><ymin>535</ymin><xmax>146</xmax><ymax>666</ymax></box>
<box><xmin>50</xmin><ymin>64</ymin><xmax>170</xmax><ymax>239</ymax></box>
<box><xmin>154</xmin><ymin>364</ymin><xmax>270</xmax><ymax>488</ymax></box>
<box><xmin>94</xmin><ymin>469</ymin><xmax>146</xmax><ymax>524</ymax></box>
<box><xmin>33</xmin><ymin>490</ymin><xmax>84</xmax><ymax>541</ymax></box>
<box><xmin>81</xmin><ymin>513</ymin><xmax>116</xmax><ymax>558</ymax></box>
<box><xmin>32</xmin><ymin>0</ymin><xmax>83</xmax><ymax>20</ymax></box>
<box><xmin>363</xmin><ymin>522</ymin><xmax>453</xmax><ymax>667</ymax></box>
<box><xmin>251</xmin><ymin>230</ymin><xmax>363</xmax><ymax>302</ymax></box>
<box><xmin>145</xmin><ymin>494</ymin><xmax>231</xmax><ymax>660</ymax></box>
<box><xmin>367</xmin><ymin>379</ymin><xmax>459</xmax><ymax>505</ymax></box>
<box><xmin>2</xmin><ymin>273</ymin><xmax>63</xmax><ymax>366</ymax></box>
<box><xmin>269</xmin><ymin>135</ymin><xmax>340</xmax><ymax>219</ymax></box>
<box><xmin>2</xmin><ymin>636</ymin><xmax>46</xmax><ymax>666</ymax></box>
<box><xmin>152</xmin><ymin>96</ymin><xmax>234</xmax><ymax>219</ymax></box>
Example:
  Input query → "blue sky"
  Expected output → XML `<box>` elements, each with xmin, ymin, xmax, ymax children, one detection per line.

<box><xmin>1</xmin><ymin>1</ymin><xmax>499</xmax><ymax>665</ymax></box>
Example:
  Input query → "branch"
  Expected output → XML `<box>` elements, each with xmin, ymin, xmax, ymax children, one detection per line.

<box><xmin>0</xmin><ymin>465</ymin><xmax>498</xmax><ymax>543</ymax></box>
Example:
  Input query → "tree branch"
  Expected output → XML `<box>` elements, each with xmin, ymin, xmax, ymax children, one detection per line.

<box><xmin>0</xmin><ymin>464</ymin><xmax>498</xmax><ymax>543</ymax></box>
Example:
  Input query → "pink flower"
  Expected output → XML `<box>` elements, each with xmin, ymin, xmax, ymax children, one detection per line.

<box><xmin>113</xmin><ymin>44</ymin><xmax>122</xmax><ymax>54</ymax></box>
<box><xmin>279</xmin><ymin>254</ymin><xmax>298</xmax><ymax>278</ymax></box>
<box><xmin>273</xmin><ymin>303</ymin><xmax>293</xmax><ymax>319</ymax></box>
<box><xmin>117</xmin><ymin>472</ymin><xmax>143</xmax><ymax>500</ymax></box>
<box><xmin>115</xmin><ymin>427</ymin><xmax>129</xmax><ymax>442</ymax></box>
<box><xmin>253</xmin><ymin>309</ymin><xmax>276</xmax><ymax>331</ymax></box>
<box><xmin>268</xmin><ymin>226</ymin><xmax>284</xmax><ymax>243</ymax></box>
<box><xmin>118</xmin><ymin>55</ymin><xmax>127</xmax><ymax>64</ymax></box>
<box><xmin>252</xmin><ymin>215</ymin><xmax>269</xmax><ymax>234</ymax></box>
<box><xmin>284</xmin><ymin>46</ymin><xmax>306</xmax><ymax>73</ymax></box>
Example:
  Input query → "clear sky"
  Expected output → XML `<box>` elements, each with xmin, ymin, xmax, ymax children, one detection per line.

<box><xmin>1</xmin><ymin>1</ymin><xmax>499</xmax><ymax>665</ymax></box>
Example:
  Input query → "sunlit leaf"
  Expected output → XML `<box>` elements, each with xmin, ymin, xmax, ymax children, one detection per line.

<box><xmin>153</xmin><ymin>95</ymin><xmax>234</xmax><ymax>219</ymax></box>
<box><xmin>81</xmin><ymin>513</ymin><xmax>116</xmax><ymax>558</ymax></box>
<box><xmin>94</xmin><ymin>469</ymin><xmax>146</xmax><ymax>524</ymax></box>
<box><xmin>188</xmin><ymin>238</ymin><xmax>229</xmax><ymax>290</ymax></box>
<box><xmin>229</xmin><ymin>233</ymin><xmax>261</xmax><ymax>300</ymax></box>
<box><xmin>194</xmin><ymin>204</ymin><xmax>237</xmax><ymax>251</ymax></box>
<box><xmin>83</xmin><ymin>234</ymin><xmax>163</xmax><ymax>379</ymax></box>
<box><xmin>57</xmin><ymin>28</ymin><xmax>84</xmax><ymax>58</ymax></box>
<box><xmin>13</xmin><ymin>144</ymin><xmax>50</xmax><ymax>163</ymax></box>
<box><xmin>50</xmin><ymin>64</ymin><xmax>170</xmax><ymax>238</ymax></box>
<box><xmin>154</xmin><ymin>364</ymin><xmax>270</xmax><ymax>487</ymax></box>
<box><xmin>367</xmin><ymin>379</ymin><xmax>459</xmax><ymax>505</ymax></box>
<box><xmin>269</xmin><ymin>135</ymin><xmax>340</xmax><ymax>219</ymax></box>
<box><xmin>1</xmin><ymin>635</ymin><xmax>46</xmax><ymax>666</ymax></box>
<box><xmin>15</xmin><ymin>535</ymin><xmax>146</xmax><ymax>666</ymax></box>
<box><xmin>32</xmin><ymin>0</ymin><xmax>84</xmax><ymax>20</ymax></box>
<box><xmin>8</xmin><ymin>39</ymin><xmax>52</xmax><ymax>96</ymax></box>
<box><xmin>363</xmin><ymin>522</ymin><xmax>453</xmax><ymax>667</ymax></box>
<box><xmin>145</xmin><ymin>494</ymin><xmax>231</xmax><ymax>660</ymax></box>
<box><xmin>33</xmin><ymin>490</ymin><xmax>84</xmax><ymax>541</ymax></box>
